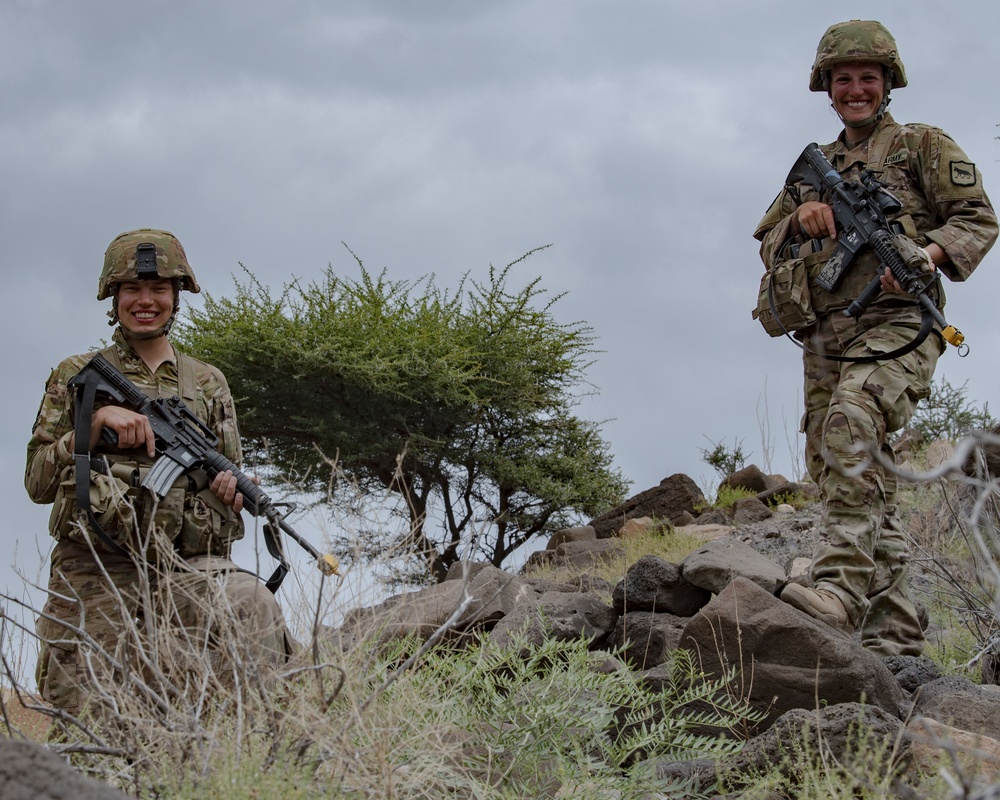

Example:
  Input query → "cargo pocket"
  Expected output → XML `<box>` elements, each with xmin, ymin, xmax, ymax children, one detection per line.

<box><xmin>178</xmin><ymin>484</ymin><xmax>243</xmax><ymax>558</ymax></box>
<box><xmin>753</xmin><ymin>256</ymin><xmax>816</xmax><ymax>337</ymax></box>
<box><xmin>49</xmin><ymin>470</ymin><xmax>136</xmax><ymax>550</ymax></box>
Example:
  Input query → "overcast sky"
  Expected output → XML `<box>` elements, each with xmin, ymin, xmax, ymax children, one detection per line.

<box><xmin>3</xmin><ymin>1</ymin><xmax>999</xmax><ymax>647</ymax></box>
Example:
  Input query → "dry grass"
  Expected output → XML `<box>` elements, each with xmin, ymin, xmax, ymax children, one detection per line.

<box><xmin>1</xmin><ymin>688</ymin><xmax>53</xmax><ymax>741</ymax></box>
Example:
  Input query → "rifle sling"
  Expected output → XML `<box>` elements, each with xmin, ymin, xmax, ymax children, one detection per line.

<box><xmin>72</xmin><ymin>362</ymin><xmax>133</xmax><ymax>558</ymax></box>
<box><xmin>262</xmin><ymin>521</ymin><xmax>289</xmax><ymax>594</ymax></box>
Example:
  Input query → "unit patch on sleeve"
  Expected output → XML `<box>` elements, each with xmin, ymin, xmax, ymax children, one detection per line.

<box><xmin>950</xmin><ymin>161</ymin><xmax>977</xmax><ymax>186</ymax></box>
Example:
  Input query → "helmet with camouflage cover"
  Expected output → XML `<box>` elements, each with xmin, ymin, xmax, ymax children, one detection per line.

<box><xmin>809</xmin><ymin>20</ymin><xmax>907</xmax><ymax>93</ymax></box>
<box><xmin>98</xmin><ymin>228</ymin><xmax>201</xmax><ymax>300</ymax></box>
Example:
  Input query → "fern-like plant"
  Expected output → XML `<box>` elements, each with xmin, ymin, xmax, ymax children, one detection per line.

<box><xmin>377</xmin><ymin>630</ymin><xmax>763</xmax><ymax>797</ymax></box>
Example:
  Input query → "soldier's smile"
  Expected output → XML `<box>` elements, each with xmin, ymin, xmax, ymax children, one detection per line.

<box><xmin>829</xmin><ymin>62</ymin><xmax>885</xmax><ymax>127</ymax></box>
<box><xmin>117</xmin><ymin>279</ymin><xmax>175</xmax><ymax>333</ymax></box>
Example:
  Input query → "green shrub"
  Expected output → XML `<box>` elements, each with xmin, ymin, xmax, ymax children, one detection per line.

<box><xmin>908</xmin><ymin>376</ymin><xmax>997</xmax><ymax>442</ymax></box>
<box><xmin>700</xmin><ymin>437</ymin><xmax>750</xmax><ymax>479</ymax></box>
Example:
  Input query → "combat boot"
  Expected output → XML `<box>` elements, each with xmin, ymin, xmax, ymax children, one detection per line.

<box><xmin>780</xmin><ymin>583</ymin><xmax>852</xmax><ymax>635</ymax></box>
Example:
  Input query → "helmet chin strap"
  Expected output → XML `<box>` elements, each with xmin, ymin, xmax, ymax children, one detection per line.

<box><xmin>121</xmin><ymin>322</ymin><xmax>172</xmax><ymax>341</ymax></box>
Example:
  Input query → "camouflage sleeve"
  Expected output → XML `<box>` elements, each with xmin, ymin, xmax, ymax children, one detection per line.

<box><xmin>917</xmin><ymin>128</ymin><xmax>998</xmax><ymax>281</ymax></box>
<box><xmin>202</xmin><ymin>365</ymin><xmax>243</xmax><ymax>469</ymax></box>
<box><xmin>25</xmin><ymin>354</ymin><xmax>90</xmax><ymax>505</ymax></box>
<box><xmin>753</xmin><ymin>188</ymin><xmax>801</xmax><ymax>268</ymax></box>
<box><xmin>199</xmin><ymin>365</ymin><xmax>246</xmax><ymax>542</ymax></box>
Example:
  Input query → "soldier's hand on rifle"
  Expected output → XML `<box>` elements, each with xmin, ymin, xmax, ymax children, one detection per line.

<box><xmin>793</xmin><ymin>201</ymin><xmax>838</xmax><ymax>240</ymax></box>
<box><xmin>211</xmin><ymin>470</ymin><xmax>241</xmax><ymax>511</ymax></box>
<box><xmin>881</xmin><ymin>237</ymin><xmax>941</xmax><ymax>295</ymax></box>
<box><xmin>209</xmin><ymin>469</ymin><xmax>261</xmax><ymax>512</ymax></box>
<box><xmin>81</xmin><ymin>406</ymin><xmax>157</xmax><ymax>457</ymax></box>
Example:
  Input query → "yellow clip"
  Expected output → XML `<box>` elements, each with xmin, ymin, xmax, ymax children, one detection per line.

<box><xmin>941</xmin><ymin>325</ymin><xmax>965</xmax><ymax>349</ymax></box>
<box><xmin>318</xmin><ymin>553</ymin><xmax>341</xmax><ymax>576</ymax></box>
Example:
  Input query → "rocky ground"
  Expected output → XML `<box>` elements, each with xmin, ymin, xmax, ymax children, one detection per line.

<box><xmin>5</xmin><ymin>458</ymin><xmax>999</xmax><ymax>799</ymax></box>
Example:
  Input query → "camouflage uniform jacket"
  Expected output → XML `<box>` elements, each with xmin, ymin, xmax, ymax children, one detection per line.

<box><xmin>26</xmin><ymin>328</ymin><xmax>245</xmax><ymax>560</ymax></box>
<box><xmin>754</xmin><ymin>113</ymin><xmax>998</xmax><ymax>325</ymax></box>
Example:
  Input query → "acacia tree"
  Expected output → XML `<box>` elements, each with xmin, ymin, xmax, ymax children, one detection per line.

<box><xmin>177</xmin><ymin>248</ymin><xmax>628</xmax><ymax>583</ymax></box>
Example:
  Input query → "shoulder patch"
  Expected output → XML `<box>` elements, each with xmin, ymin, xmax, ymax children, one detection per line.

<box><xmin>950</xmin><ymin>161</ymin><xmax>977</xmax><ymax>187</ymax></box>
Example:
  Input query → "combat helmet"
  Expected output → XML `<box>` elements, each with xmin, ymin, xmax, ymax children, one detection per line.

<box><xmin>98</xmin><ymin>228</ymin><xmax>201</xmax><ymax>301</ymax></box>
<box><xmin>809</xmin><ymin>20</ymin><xmax>907</xmax><ymax>93</ymax></box>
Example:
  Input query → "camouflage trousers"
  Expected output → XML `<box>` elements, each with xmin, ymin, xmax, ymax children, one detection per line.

<box><xmin>36</xmin><ymin>538</ymin><xmax>291</xmax><ymax>714</ymax></box>
<box><xmin>801</xmin><ymin>310</ymin><xmax>943</xmax><ymax>656</ymax></box>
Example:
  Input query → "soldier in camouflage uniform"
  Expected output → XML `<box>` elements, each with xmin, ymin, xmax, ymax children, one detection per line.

<box><xmin>27</xmin><ymin>229</ymin><xmax>291</xmax><ymax>712</ymax></box>
<box><xmin>754</xmin><ymin>21</ymin><xmax>997</xmax><ymax>655</ymax></box>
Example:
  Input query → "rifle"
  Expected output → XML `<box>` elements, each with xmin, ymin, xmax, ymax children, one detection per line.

<box><xmin>67</xmin><ymin>353</ymin><xmax>340</xmax><ymax>592</ymax></box>
<box><xmin>787</xmin><ymin>142</ymin><xmax>967</xmax><ymax>355</ymax></box>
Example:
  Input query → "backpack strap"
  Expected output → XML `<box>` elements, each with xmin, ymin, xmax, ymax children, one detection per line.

<box><xmin>175</xmin><ymin>349</ymin><xmax>199</xmax><ymax>405</ymax></box>
<box><xmin>866</xmin><ymin>121</ymin><xmax>898</xmax><ymax>174</ymax></box>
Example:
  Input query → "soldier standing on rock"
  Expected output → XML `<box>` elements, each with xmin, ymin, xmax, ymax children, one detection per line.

<box><xmin>753</xmin><ymin>21</ymin><xmax>997</xmax><ymax>655</ymax></box>
<box><xmin>26</xmin><ymin>229</ymin><xmax>291</xmax><ymax>713</ymax></box>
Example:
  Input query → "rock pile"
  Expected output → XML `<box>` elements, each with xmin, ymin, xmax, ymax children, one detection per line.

<box><xmin>327</xmin><ymin>469</ymin><xmax>1000</xmax><ymax>796</ymax></box>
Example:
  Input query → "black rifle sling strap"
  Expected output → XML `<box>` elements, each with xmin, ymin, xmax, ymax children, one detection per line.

<box><xmin>72</xmin><ymin>357</ymin><xmax>133</xmax><ymax>558</ymax></box>
<box><xmin>794</xmin><ymin>307</ymin><xmax>934</xmax><ymax>364</ymax></box>
<box><xmin>172</xmin><ymin>348</ymin><xmax>289</xmax><ymax>593</ymax></box>
<box><xmin>262</xmin><ymin>522</ymin><xmax>290</xmax><ymax>594</ymax></box>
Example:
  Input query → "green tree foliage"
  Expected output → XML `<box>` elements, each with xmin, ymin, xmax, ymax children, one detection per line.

<box><xmin>177</xmin><ymin>249</ymin><xmax>628</xmax><ymax>583</ymax></box>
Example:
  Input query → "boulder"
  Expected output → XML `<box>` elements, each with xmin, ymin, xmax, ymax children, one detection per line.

<box><xmin>0</xmin><ymin>739</ymin><xmax>129</xmax><ymax>800</ymax></box>
<box><xmin>546</xmin><ymin>525</ymin><xmax>596</xmax><ymax>549</ymax></box>
<box><xmin>612</xmin><ymin>555</ymin><xmax>711</xmax><ymax>617</ymax></box>
<box><xmin>488</xmin><ymin>591</ymin><xmax>617</xmax><ymax>652</ymax></box>
<box><xmin>907</xmin><ymin>717</ymin><xmax>1000</xmax><ymax>787</ymax></box>
<box><xmin>681</xmin><ymin>538</ymin><xmax>786</xmax><ymax>595</ymax></box>
<box><xmin>718</xmin><ymin>704</ymin><xmax>911</xmax><ymax>793</ymax></box>
<box><xmin>610</xmin><ymin>611</ymin><xmax>688</xmax><ymax>669</ymax></box>
<box><xmin>720</xmin><ymin>464</ymin><xmax>772</xmax><ymax>494</ymax></box>
<box><xmin>680</xmin><ymin>577</ymin><xmax>905</xmax><ymax>730</ymax></box>
<box><xmin>333</xmin><ymin>565</ymin><xmax>540</xmax><ymax>647</ymax></box>
<box><xmin>731</xmin><ymin>496</ymin><xmax>773</xmax><ymax>526</ymax></box>
<box><xmin>587</xmin><ymin>474</ymin><xmax>707</xmax><ymax>537</ymax></box>
<box><xmin>911</xmin><ymin>676</ymin><xmax>1000</xmax><ymax>739</ymax></box>
<box><xmin>550</xmin><ymin>538</ymin><xmax>625</xmax><ymax>569</ymax></box>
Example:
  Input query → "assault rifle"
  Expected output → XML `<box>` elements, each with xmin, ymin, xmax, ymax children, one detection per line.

<box><xmin>788</xmin><ymin>142</ymin><xmax>967</xmax><ymax>354</ymax></box>
<box><xmin>68</xmin><ymin>353</ymin><xmax>340</xmax><ymax>592</ymax></box>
